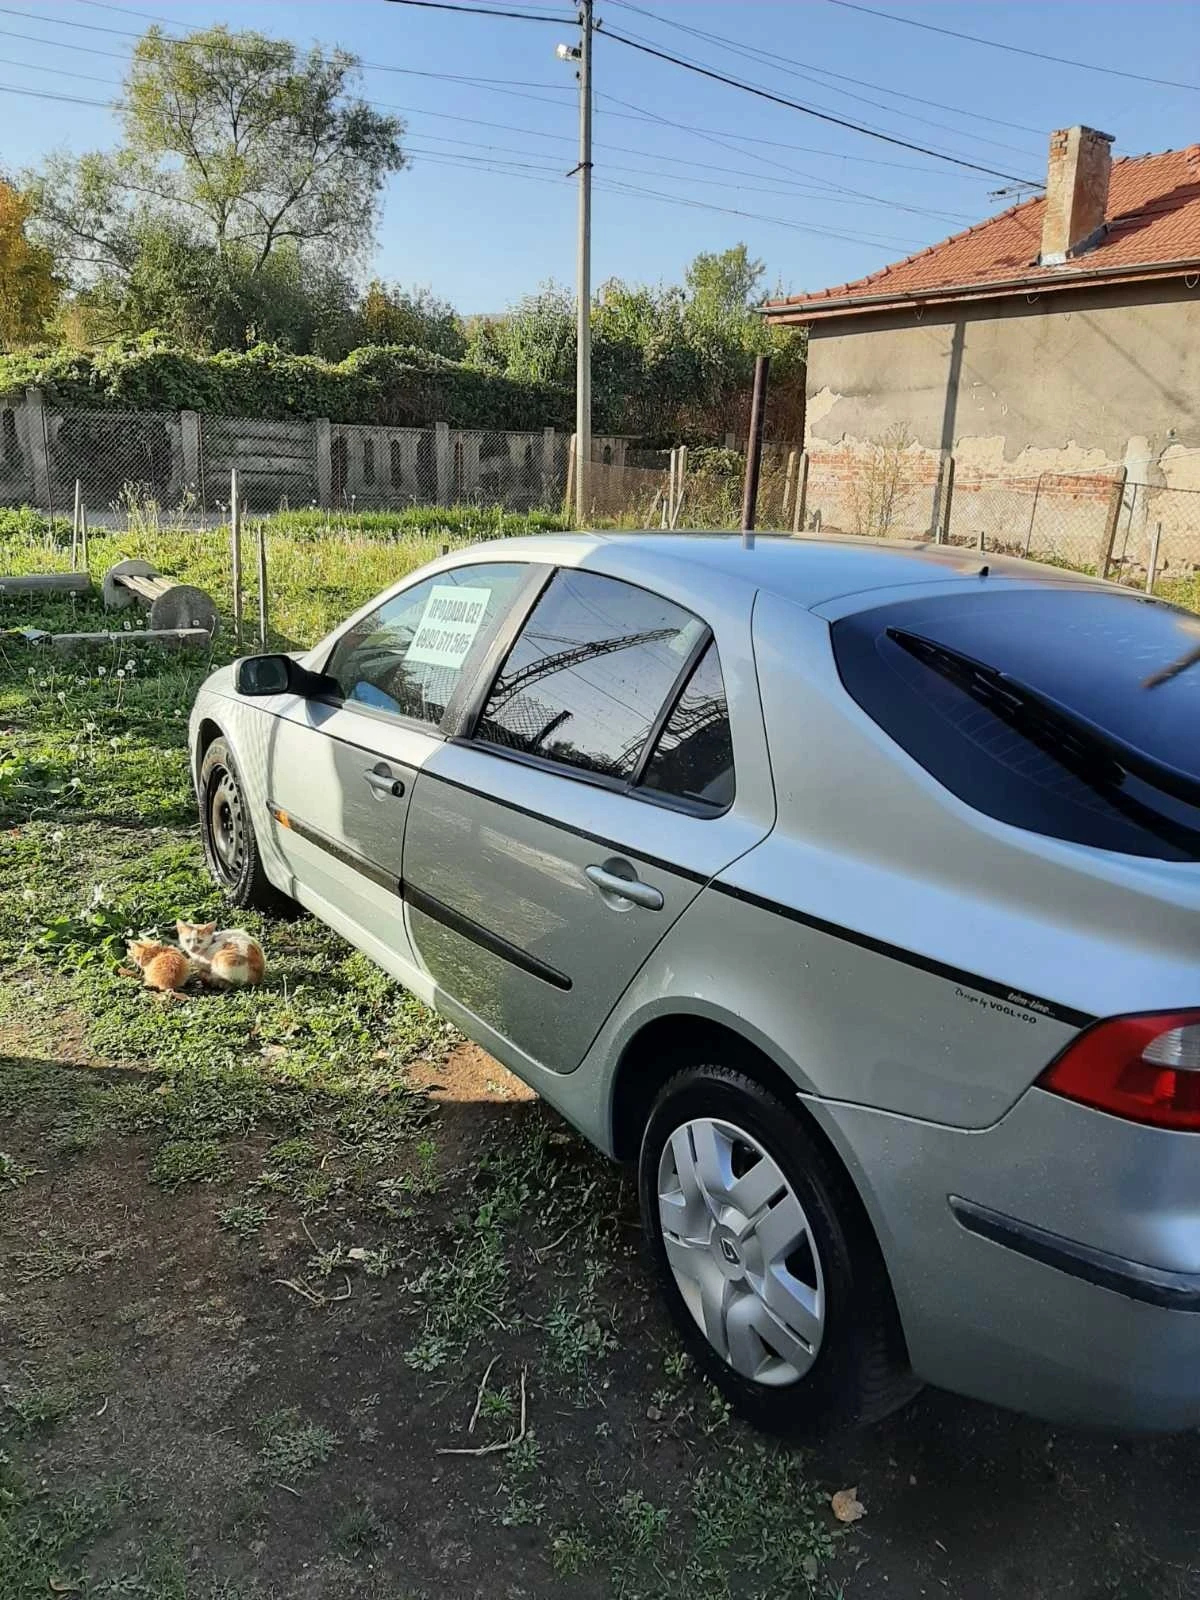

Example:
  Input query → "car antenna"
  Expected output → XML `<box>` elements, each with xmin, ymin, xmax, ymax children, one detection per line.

<box><xmin>979</xmin><ymin>564</ymin><xmax>990</xmax><ymax>577</ymax></box>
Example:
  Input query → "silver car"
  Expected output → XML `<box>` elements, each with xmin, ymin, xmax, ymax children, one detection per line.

<box><xmin>189</xmin><ymin>533</ymin><xmax>1200</xmax><ymax>1435</ymax></box>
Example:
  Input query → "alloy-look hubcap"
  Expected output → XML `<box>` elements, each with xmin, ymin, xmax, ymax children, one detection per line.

<box><xmin>657</xmin><ymin>1116</ymin><xmax>825</xmax><ymax>1386</ymax></box>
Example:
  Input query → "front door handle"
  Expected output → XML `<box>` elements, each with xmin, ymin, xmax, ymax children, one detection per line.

<box><xmin>585</xmin><ymin>863</ymin><xmax>664</xmax><ymax>911</ymax></box>
<box><xmin>363</xmin><ymin>766</ymin><xmax>405</xmax><ymax>798</ymax></box>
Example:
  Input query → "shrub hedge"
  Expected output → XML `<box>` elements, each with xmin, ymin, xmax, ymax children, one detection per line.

<box><xmin>0</xmin><ymin>340</ymin><xmax>575</xmax><ymax>430</ymax></box>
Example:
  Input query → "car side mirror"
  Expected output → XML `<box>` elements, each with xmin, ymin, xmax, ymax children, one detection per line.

<box><xmin>235</xmin><ymin>654</ymin><xmax>340</xmax><ymax>700</ymax></box>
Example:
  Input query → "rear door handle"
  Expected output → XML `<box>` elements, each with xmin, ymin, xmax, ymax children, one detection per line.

<box><xmin>363</xmin><ymin>766</ymin><xmax>405</xmax><ymax>798</ymax></box>
<box><xmin>585</xmin><ymin>863</ymin><xmax>664</xmax><ymax>911</ymax></box>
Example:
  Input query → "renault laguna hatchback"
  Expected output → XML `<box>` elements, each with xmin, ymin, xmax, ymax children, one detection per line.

<box><xmin>189</xmin><ymin>533</ymin><xmax>1200</xmax><ymax>1435</ymax></box>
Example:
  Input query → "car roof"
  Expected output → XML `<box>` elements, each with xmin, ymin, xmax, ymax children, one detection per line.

<box><xmin>462</xmin><ymin>530</ymin><xmax>1112</xmax><ymax>612</ymax></box>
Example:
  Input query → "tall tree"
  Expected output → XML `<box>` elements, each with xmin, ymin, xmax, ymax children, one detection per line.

<box><xmin>358</xmin><ymin>282</ymin><xmax>465</xmax><ymax>359</ymax></box>
<box><xmin>31</xmin><ymin>25</ymin><xmax>405</xmax><ymax>297</ymax></box>
<box><xmin>0</xmin><ymin>178</ymin><xmax>59</xmax><ymax>347</ymax></box>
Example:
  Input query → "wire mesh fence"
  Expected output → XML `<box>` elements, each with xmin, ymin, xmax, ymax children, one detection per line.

<box><xmin>4</xmin><ymin>393</ymin><xmax>1200</xmax><ymax>586</ymax></box>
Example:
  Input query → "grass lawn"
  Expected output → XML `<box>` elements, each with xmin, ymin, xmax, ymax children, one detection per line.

<box><xmin>3</xmin><ymin>509</ymin><xmax>1199</xmax><ymax>1600</ymax></box>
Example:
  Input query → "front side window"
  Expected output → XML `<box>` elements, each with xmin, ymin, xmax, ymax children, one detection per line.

<box><xmin>326</xmin><ymin>563</ymin><xmax>527</xmax><ymax>728</ymax></box>
<box><xmin>476</xmin><ymin>570</ymin><xmax>707</xmax><ymax>781</ymax></box>
<box><xmin>640</xmin><ymin>641</ymin><xmax>735</xmax><ymax>810</ymax></box>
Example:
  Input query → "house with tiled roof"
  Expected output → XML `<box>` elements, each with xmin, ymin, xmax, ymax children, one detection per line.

<box><xmin>763</xmin><ymin>127</ymin><xmax>1200</xmax><ymax>566</ymax></box>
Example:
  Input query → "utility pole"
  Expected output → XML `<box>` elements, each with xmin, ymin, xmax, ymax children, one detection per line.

<box><xmin>556</xmin><ymin>3</ymin><xmax>593</xmax><ymax>525</ymax></box>
<box><xmin>574</xmin><ymin>2</ymin><xmax>594</xmax><ymax>524</ymax></box>
<box><xmin>741</xmin><ymin>354</ymin><xmax>770</xmax><ymax>533</ymax></box>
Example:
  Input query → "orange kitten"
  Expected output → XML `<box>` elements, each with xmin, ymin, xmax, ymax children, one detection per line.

<box><xmin>127</xmin><ymin>938</ymin><xmax>192</xmax><ymax>992</ymax></box>
<box><xmin>176</xmin><ymin>920</ymin><xmax>267</xmax><ymax>988</ymax></box>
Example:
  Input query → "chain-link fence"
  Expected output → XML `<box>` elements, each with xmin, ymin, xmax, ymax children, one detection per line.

<box><xmin>4</xmin><ymin>391</ymin><xmax>1200</xmax><ymax>583</ymax></box>
<box><xmin>796</xmin><ymin>447</ymin><xmax>1200</xmax><ymax>578</ymax></box>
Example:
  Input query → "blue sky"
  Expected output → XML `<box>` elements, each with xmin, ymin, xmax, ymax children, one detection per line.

<box><xmin>1</xmin><ymin>0</ymin><xmax>1197</xmax><ymax>312</ymax></box>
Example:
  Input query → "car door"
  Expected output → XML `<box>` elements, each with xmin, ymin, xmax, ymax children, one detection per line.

<box><xmin>264</xmin><ymin>560</ymin><xmax>533</xmax><ymax>967</ymax></box>
<box><xmin>401</xmin><ymin>566</ymin><xmax>773</xmax><ymax>1073</ymax></box>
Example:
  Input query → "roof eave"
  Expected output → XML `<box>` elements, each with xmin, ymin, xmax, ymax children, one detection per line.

<box><xmin>763</xmin><ymin>259</ymin><xmax>1200</xmax><ymax>325</ymax></box>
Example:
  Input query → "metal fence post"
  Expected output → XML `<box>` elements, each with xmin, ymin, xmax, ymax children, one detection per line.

<box><xmin>1096</xmin><ymin>467</ymin><xmax>1127</xmax><ymax>578</ymax></box>
<box><xmin>1022</xmin><ymin>474</ymin><xmax>1043</xmax><ymax>556</ymax></box>
<box><xmin>936</xmin><ymin>455</ymin><xmax>955</xmax><ymax>544</ymax></box>
<box><xmin>256</xmin><ymin>519</ymin><xmax>269</xmax><ymax>648</ymax></box>
<box><xmin>230</xmin><ymin>468</ymin><xmax>243</xmax><ymax>647</ymax></box>
<box><xmin>565</xmin><ymin>433</ymin><xmax>577</xmax><ymax>520</ymax></box>
<box><xmin>541</xmin><ymin>427</ymin><xmax>558</xmax><ymax>504</ymax></box>
<box><xmin>434</xmin><ymin>421</ymin><xmax>451</xmax><ymax>505</ymax></box>
<box><xmin>1146</xmin><ymin>520</ymin><xmax>1162</xmax><ymax>593</ymax></box>
<box><xmin>179</xmin><ymin>409</ymin><xmax>201</xmax><ymax>506</ymax></box>
<box><xmin>71</xmin><ymin>479</ymin><xmax>82</xmax><ymax>566</ymax></box>
<box><xmin>781</xmin><ymin>448</ymin><xmax>798</xmax><ymax>529</ymax></box>
<box><xmin>314</xmin><ymin>417</ymin><xmax>332</xmax><ymax>508</ymax></box>
<box><xmin>740</xmin><ymin>355</ymin><xmax>770</xmax><ymax>534</ymax></box>
<box><xmin>21</xmin><ymin>387</ymin><xmax>52</xmax><ymax>515</ymax></box>
<box><xmin>792</xmin><ymin>450</ymin><xmax>809</xmax><ymax>534</ymax></box>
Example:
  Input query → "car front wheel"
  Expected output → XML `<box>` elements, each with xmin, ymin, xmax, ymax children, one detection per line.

<box><xmin>639</xmin><ymin>1064</ymin><xmax>917</xmax><ymax>1437</ymax></box>
<box><xmin>198</xmin><ymin>736</ymin><xmax>293</xmax><ymax>915</ymax></box>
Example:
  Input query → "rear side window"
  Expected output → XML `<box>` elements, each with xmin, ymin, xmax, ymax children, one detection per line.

<box><xmin>832</xmin><ymin>587</ymin><xmax>1200</xmax><ymax>860</ymax></box>
<box><xmin>476</xmin><ymin>569</ymin><xmax>708</xmax><ymax>783</ymax></box>
<box><xmin>640</xmin><ymin>641</ymin><xmax>735</xmax><ymax>809</ymax></box>
<box><xmin>326</xmin><ymin>563</ymin><xmax>526</xmax><ymax>728</ymax></box>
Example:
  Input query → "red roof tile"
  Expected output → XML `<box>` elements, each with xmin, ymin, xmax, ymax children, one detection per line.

<box><xmin>764</xmin><ymin>145</ymin><xmax>1200</xmax><ymax>322</ymax></box>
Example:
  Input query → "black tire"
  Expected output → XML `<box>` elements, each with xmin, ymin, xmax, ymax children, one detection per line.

<box><xmin>197</xmin><ymin>736</ymin><xmax>294</xmax><ymax>915</ymax></box>
<box><xmin>639</xmin><ymin>1064</ymin><xmax>918</xmax><ymax>1438</ymax></box>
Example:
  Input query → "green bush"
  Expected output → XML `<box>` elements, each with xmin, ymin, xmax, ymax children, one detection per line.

<box><xmin>0</xmin><ymin>338</ymin><xmax>573</xmax><ymax>430</ymax></box>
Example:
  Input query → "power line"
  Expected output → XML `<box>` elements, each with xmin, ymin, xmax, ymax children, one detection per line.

<box><xmin>0</xmin><ymin>77</ymin><xmax>111</xmax><ymax>106</ymax></box>
<box><xmin>594</xmin><ymin>96</ymin><xmax>983</xmax><ymax>179</ymax></box>
<box><xmin>609</xmin><ymin>0</ymin><xmax>1049</xmax><ymax>140</ymax></box>
<box><xmin>68</xmin><ymin>0</ymin><xmax>173</xmax><ymax>20</ymax></box>
<box><xmin>0</xmin><ymin>49</ymin><xmax>119</xmax><ymax>83</ymax></box>
<box><xmin>594</xmin><ymin>88</ymin><xmax>974</xmax><ymax>221</ymax></box>
<box><xmin>604</xmin><ymin>10</ymin><xmax>1042</xmax><ymax>162</ymax></box>
<box><xmin>0</xmin><ymin>13</ymin><xmax>576</xmax><ymax>98</ymax></box>
<box><xmin>368</xmin><ymin>89</ymin><xmax>973</xmax><ymax>221</ymax></box>
<box><xmin>824</xmin><ymin>0</ymin><xmax>1200</xmax><ymax>93</ymax></box>
<box><xmin>0</xmin><ymin>52</ymin><xmax>963</xmax><ymax>228</ymax></box>
<box><xmin>405</xmin><ymin>128</ymin><xmax>966</xmax><ymax>219</ymax></box>
<box><xmin>411</xmin><ymin>147</ymin><xmax>925</xmax><ymax>249</ymax></box>
<box><xmin>379</xmin><ymin>0</ymin><xmax>572</xmax><ymax>21</ymax></box>
<box><xmin>0</xmin><ymin>12</ymin><xmax>1004</xmax><ymax>182</ymax></box>
<box><xmin>0</xmin><ymin>76</ymin><xmax>925</xmax><ymax>249</ymax></box>
<box><xmin>597</xmin><ymin>26</ymin><xmax>1042</xmax><ymax>186</ymax></box>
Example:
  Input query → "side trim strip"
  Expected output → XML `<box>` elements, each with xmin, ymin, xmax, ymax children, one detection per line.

<box><xmin>423</xmin><ymin>767</ymin><xmax>709</xmax><ymax>884</ymax></box>
<box><xmin>950</xmin><ymin>1195</ymin><xmax>1200</xmax><ymax>1313</ymax></box>
<box><xmin>404</xmin><ymin>883</ymin><xmax>573</xmax><ymax>991</ymax></box>
<box><xmin>711</xmin><ymin>881</ymin><xmax>1094</xmax><ymax>1030</ymax></box>
<box><xmin>269</xmin><ymin>800</ymin><xmax>573</xmax><ymax>991</ymax></box>
<box><xmin>268</xmin><ymin>803</ymin><xmax>399</xmax><ymax>894</ymax></box>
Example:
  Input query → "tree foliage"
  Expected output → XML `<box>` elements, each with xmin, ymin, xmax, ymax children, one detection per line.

<box><xmin>29</xmin><ymin>24</ymin><xmax>405</xmax><ymax>344</ymax></box>
<box><xmin>0</xmin><ymin>179</ymin><xmax>60</xmax><ymax>348</ymax></box>
<box><xmin>463</xmin><ymin>247</ymin><xmax>805</xmax><ymax>439</ymax></box>
<box><xmin>359</xmin><ymin>282</ymin><xmax>465</xmax><ymax>360</ymax></box>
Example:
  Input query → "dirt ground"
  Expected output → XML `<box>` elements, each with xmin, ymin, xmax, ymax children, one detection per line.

<box><xmin>4</xmin><ymin>1022</ymin><xmax>1200</xmax><ymax>1600</ymax></box>
<box><xmin>4</xmin><ymin>536</ymin><xmax>1199</xmax><ymax>1600</ymax></box>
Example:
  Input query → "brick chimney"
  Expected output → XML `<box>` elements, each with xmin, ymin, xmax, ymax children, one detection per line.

<box><xmin>1040</xmin><ymin>125</ymin><xmax>1114</xmax><ymax>264</ymax></box>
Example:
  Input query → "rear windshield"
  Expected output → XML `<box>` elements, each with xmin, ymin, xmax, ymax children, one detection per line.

<box><xmin>831</xmin><ymin>586</ymin><xmax>1200</xmax><ymax>860</ymax></box>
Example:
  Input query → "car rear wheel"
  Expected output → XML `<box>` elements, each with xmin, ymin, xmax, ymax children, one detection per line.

<box><xmin>198</xmin><ymin>737</ymin><xmax>294</xmax><ymax>915</ymax></box>
<box><xmin>639</xmin><ymin>1064</ymin><xmax>918</xmax><ymax>1436</ymax></box>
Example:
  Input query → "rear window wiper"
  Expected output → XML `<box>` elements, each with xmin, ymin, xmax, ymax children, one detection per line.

<box><xmin>887</xmin><ymin>626</ymin><xmax>1200</xmax><ymax>813</ymax></box>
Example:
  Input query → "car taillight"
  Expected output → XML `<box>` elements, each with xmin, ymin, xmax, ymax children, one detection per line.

<box><xmin>1038</xmin><ymin>1010</ymin><xmax>1200</xmax><ymax>1131</ymax></box>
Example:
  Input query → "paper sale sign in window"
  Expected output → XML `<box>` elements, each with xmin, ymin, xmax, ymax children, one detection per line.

<box><xmin>405</xmin><ymin>585</ymin><xmax>492</xmax><ymax>670</ymax></box>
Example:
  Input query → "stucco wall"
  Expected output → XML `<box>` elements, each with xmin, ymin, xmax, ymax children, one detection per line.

<box><xmin>802</xmin><ymin>280</ymin><xmax>1200</xmax><ymax>567</ymax></box>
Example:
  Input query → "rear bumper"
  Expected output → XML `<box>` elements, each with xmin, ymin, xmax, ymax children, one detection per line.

<box><xmin>808</xmin><ymin>1089</ymin><xmax>1200</xmax><ymax>1431</ymax></box>
<box><xmin>949</xmin><ymin>1195</ymin><xmax>1200</xmax><ymax>1314</ymax></box>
